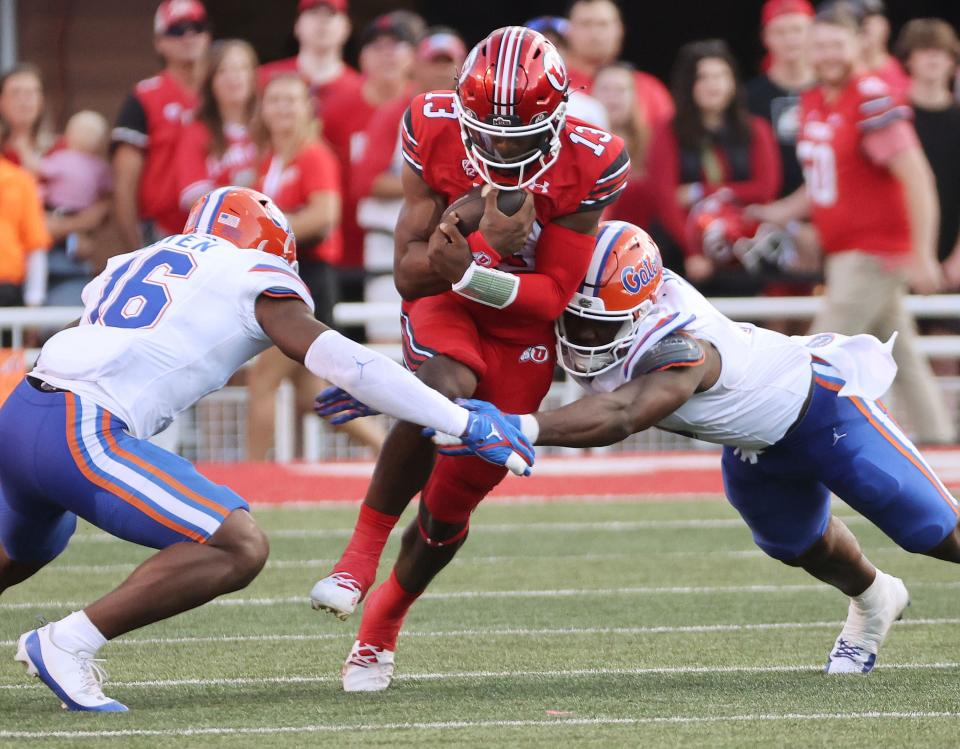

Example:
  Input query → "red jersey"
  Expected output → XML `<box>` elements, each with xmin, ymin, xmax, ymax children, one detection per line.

<box><xmin>569</xmin><ymin>66</ymin><xmax>675</xmax><ymax>131</ymax></box>
<box><xmin>401</xmin><ymin>90</ymin><xmax>629</xmax><ymax>341</ymax></box>
<box><xmin>351</xmin><ymin>96</ymin><xmax>407</xmax><ymax>202</ymax></box>
<box><xmin>872</xmin><ymin>57</ymin><xmax>911</xmax><ymax>100</ymax></box>
<box><xmin>255</xmin><ymin>140</ymin><xmax>343</xmax><ymax>265</ymax></box>
<box><xmin>323</xmin><ymin>85</ymin><xmax>412</xmax><ymax>267</ymax></box>
<box><xmin>257</xmin><ymin>58</ymin><xmax>363</xmax><ymax>121</ymax></box>
<box><xmin>174</xmin><ymin>120</ymin><xmax>258</xmax><ymax>212</ymax></box>
<box><xmin>798</xmin><ymin>73</ymin><xmax>913</xmax><ymax>256</ymax></box>
<box><xmin>112</xmin><ymin>70</ymin><xmax>198</xmax><ymax>234</ymax></box>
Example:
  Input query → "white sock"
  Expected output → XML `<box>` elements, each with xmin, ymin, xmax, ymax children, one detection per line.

<box><xmin>852</xmin><ymin>570</ymin><xmax>887</xmax><ymax>611</ymax></box>
<box><xmin>51</xmin><ymin>610</ymin><xmax>108</xmax><ymax>655</ymax></box>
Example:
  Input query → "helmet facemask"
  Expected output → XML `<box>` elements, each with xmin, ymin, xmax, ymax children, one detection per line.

<box><xmin>456</xmin><ymin>94</ymin><xmax>566</xmax><ymax>191</ymax></box>
<box><xmin>555</xmin><ymin>294</ymin><xmax>657</xmax><ymax>378</ymax></box>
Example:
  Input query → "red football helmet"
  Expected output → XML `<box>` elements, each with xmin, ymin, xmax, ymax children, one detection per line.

<box><xmin>557</xmin><ymin>221</ymin><xmax>664</xmax><ymax>377</ymax></box>
<box><xmin>455</xmin><ymin>26</ymin><xmax>569</xmax><ymax>190</ymax></box>
<box><xmin>685</xmin><ymin>191</ymin><xmax>792</xmax><ymax>273</ymax></box>
<box><xmin>184</xmin><ymin>187</ymin><xmax>297</xmax><ymax>267</ymax></box>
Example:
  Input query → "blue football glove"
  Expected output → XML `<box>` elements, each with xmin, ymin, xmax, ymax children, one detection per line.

<box><xmin>423</xmin><ymin>401</ymin><xmax>535</xmax><ymax>477</ymax></box>
<box><xmin>313</xmin><ymin>386</ymin><xmax>380</xmax><ymax>425</ymax></box>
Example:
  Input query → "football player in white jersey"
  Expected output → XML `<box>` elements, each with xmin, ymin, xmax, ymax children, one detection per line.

<box><xmin>324</xmin><ymin>220</ymin><xmax>960</xmax><ymax>685</ymax></box>
<box><xmin>0</xmin><ymin>187</ymin><xmax>533</xmax><ymax>712</ymax></box>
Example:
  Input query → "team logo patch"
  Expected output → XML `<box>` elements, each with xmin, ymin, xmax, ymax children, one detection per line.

<box><xmin>519</xmin><ymin>345</ymin><xmax>550</xmax><ymax>364</ymax></box>
<box><xmin>218</xmin><ymin>212</ymin><xmax>241</xmax><ymax>228</ymax></box>
<box><xmin>806</xmin><ymin>333</ymin><xmax>836</xmax><ymax>348</ymax></box>
<box><xmin>473</xmin><ymin>251</ymin><xmax>496</xmax><ymax>267</ymax></box>
<box><xmin>461</xmin><ymin>159</ymin><xmax>478</xmax><ymax>178</ymax></box>
<box><xmin>543</xmin><ymin>48</ymin><xmax>567</xmax><ymax>92</ymax></box>
<box><xmin>621</xmin><ymin>257</ymin><xmax>660</xmax><ymax>294</ymax></box>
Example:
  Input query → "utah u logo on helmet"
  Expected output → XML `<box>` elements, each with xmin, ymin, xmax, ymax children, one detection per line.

<box><xmin>455</xmin><ymin>26</ymin><xmax>569</xmax><ymax>191</ymax></box>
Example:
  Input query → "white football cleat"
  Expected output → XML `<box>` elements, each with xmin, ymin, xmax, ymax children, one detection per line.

<box><xmin>310</xmin><ymin>572</ymin><xmax>363</xmax><ymax>621</ymax></box>
<box><xmin>341</xmin><ymin>640</ymin><xmax>395</xmax><ymax>692</ymax></box>
<box><xmin>825</xmin><ymin>572</ymin><xmax>910</xmax><ymax>674</ymax></box>
<box><xmin>15</xmin><ymin>625</ymin><xmax>127</xmax><ymax>711</ymax></box>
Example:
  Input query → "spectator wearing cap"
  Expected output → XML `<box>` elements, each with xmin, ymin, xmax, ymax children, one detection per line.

<box><xmin>321</xmin><ymin>11</ymin><xmax>417</xmax><ymax>271</ymax></box>
<box><xmin>896</xmin><ymin>18</ymin><xmax>960</xmax><ymax>289</ymax></box>
<box><xmin>174</xmin><ymin>40</ymin><xmax>260</xmax><ymax>213</ymax></box>
<box><xmin>111</xmin><ymin>0</ymin><xmax>210</xmax><ymax>251</ymax></box>
<box><xmin>849</xmin><ymin>0</ymin><xmax>910</xmax><ymax>96</ymax></box>
<box><xmin>525</xmin><ymin>15</ymin><xmax>608</xmax><ymax>128</ymax></box>
<box><xmin>352</xmin><ymin>27</ymin><xmax>466</xmax><ymax>341</ymax></box>
<box><xmin>257</xmin><ymin>0</ymin><xmax>361</xmax><ymax>121</ymax></box>
<box><xmin>747</xmin><ymin>0</ymin><xmax>815</xmax><ymax>197</ymax></box>
<box><xmin>564</xmin><ymin>0</ymin><xmax>674</xmax><ymax>132</ymax></box>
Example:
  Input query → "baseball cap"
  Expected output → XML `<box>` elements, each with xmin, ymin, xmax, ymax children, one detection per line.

<box><xmin>524</xmin><ymin>16</ymin><xmax>570</xmax><ymax>39</ymax></box>
<box><xmin>297</xmin><ymin>0</ymin><xmax>348</xmax><ymax>14</ymax></box>
<box><xmin>359</xmin><ymin>12</ymin><xmax>419</xmax><ymax>48</ymax></box>
<box><xmin>417</xmin><ymin>30</ymin><xmax>466</xmax><ymax>63</ymax></box>
<box><xmin>761</xmin><ymin>0</ymin><xmax>814</xmax><ymax>27</ymax></box>
<box><xmin>154</xmin><ymin>0</ymin><xmax>207</xmax><ymax>35</ymax></box>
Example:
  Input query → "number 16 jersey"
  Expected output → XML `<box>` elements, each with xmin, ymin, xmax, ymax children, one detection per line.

<box><xmin>32</xmin><ymin>234</ymin><xmax>314</xmax><ymax>438</ymax></box>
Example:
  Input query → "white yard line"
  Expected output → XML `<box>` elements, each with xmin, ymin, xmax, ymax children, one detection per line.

<box><xmin>66</xmin><ymin>515</ymin><xmax>871</xmax><ymax>544</ymax></box>
<box><xmin>1</xmin><ymin>617</ymin><xmax>956</xmax><ymax>649</ymax></box>
<box><xmin>3</xmin><ymin>712</ymin><xmax>960</xmax><ymax>740</ymax></box>
<box><xmin>1</xmin><ymin>662</ymin><xmax>959</xmax><ymax>693</ymax></box>
<box><xmin>4</xmin><ymin>580</ymin><xmax>958</xmax><ymax>611</ymax></box>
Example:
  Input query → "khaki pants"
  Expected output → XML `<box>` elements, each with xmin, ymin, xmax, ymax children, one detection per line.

<box><xmin>810</xmin><ymin>251</ymin><xmax>956</xmax><ymax>443</ymax></box>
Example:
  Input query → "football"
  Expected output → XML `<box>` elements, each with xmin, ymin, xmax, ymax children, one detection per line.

<box><xmin>440</xmin><ymin>185</ymin><xmax>528</xmax><ymax>236</ymax></box>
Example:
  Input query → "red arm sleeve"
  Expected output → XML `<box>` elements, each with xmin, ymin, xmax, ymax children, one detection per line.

<box><xmin>503</xmin><ymin>222</ymin><xmax>596</xmax><ymax>320</ymax></box>
<box><xmin>720</xmin><ymin>117</ymin><xmax>782</xmax><ymax>205</ymax></box>
<box><xmin>645</xmin><ymin>125</ymin><xmax>689</xmax><ymax>254</ymax></box>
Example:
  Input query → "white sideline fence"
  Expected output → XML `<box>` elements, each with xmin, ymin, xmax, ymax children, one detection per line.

<box><xmin>1</xmin><ymin>296</ymin><xmax>958</xmax><ymax>462</ymax></box>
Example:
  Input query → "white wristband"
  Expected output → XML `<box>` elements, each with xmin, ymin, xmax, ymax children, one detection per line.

<box><xmin>304</xmin><ymin>330</ymin><xmax>469</xmax><ymax>435</ymax></box>
<box><xmin>452</xmin><ymin>262</ymin><xmax>520</xmax><ymax>309</ymax></box>
<box><xmin>519</xmin><ymin>414</ymin><xmax>540</xmax><ymax>445</ymax></box>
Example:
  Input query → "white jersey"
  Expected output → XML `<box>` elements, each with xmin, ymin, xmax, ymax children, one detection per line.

<box><xmin>577</xmin><ymin>271</ymin><xmax>813</xmax><ymax>450</ymax></box>
<box><xmin>32</xmin><ymin>233</ymin><xmax>314</xmax><ymax>438</ymax></box>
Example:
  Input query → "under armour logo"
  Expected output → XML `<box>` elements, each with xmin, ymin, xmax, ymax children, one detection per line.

<box><xmin>353</xmin><ymin>357</ymin><xmax>374</xmax><ymax>379</ymax></box>
<box><xmin>530</xmin><ymin>180</ymin><xmax>550</xmax><ymax>194</ymax></box>
<box><xmin>833</xmin><ymin>429</ymin><xmax>847</xmax><ymax>446</ymax></box>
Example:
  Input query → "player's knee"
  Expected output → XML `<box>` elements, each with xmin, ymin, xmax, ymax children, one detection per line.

<box><xmin>416</xmin><ymin>503</ymin><xmax>469</xmax><ymax>548</ymax></box>
<box><xmin>210</xmin><ymin>510</ymin><xmax>270</xmax><ymax>588</ymax></box>
<box><xmin>415</xmin><ymin>356</ymin><xmax>477</xmax><ymax>400</ymax></box>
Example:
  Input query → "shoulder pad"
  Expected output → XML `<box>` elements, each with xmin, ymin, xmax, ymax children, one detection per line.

<box><xmin>631</xmin><ymin>334</ymin><xmax>705</xmax><ymax>378</ymax></box>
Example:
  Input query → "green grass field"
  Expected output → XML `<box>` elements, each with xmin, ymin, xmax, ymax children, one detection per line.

<box><xmin>1</xmin><ymin>497</ymin><xmax>958</xmax><ymax>748</ymax></box>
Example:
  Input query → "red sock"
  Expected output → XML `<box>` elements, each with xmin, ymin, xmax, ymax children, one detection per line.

<box><xmin>333</xmin><ymin>504</ymin><xmax>400</xmax><ymax>592</ymax></box>
<box><xmin>356</xmin><ymin>570</ymin><xmax>419</xmax><ymax>651</ymax></box>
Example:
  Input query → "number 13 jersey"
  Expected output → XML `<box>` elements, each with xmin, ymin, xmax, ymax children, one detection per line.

<box><xmin>401</xmin><ymin>90</ymin><xmax>629</xmax><ymax>339</ymax></box>
<box><xmin>32</xmin><ymin>233</ymin><xmax>314</xmax><ymax>438</ymax></box>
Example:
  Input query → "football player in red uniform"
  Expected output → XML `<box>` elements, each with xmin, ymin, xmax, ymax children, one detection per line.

<box><xmin>310</xmin><ymin>26</ymin><xmax>629</xmax><ymax>690</ymax></box>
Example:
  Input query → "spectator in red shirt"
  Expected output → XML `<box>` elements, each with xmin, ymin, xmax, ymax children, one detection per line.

<box><xmin>0</xmin><ymin>64</ymin><xmax>53</xmax><ymax>175</ymax></box>
<box><xmin>322</xmin><ymin>11</ymin><xmax>417</xmax><ymax>270</ymax></box>
<box><xmin>175</xmin><ymin>40</ymin><xmax>259</xmax><ymax>213</ymax></box>
<box><xmin>646</xmin><ymin>40</ymin><xmax>781</xmax><ymax>286</ymax></box>
<box><xmin>352</xmin><ymin>27</ymin><xmax>466</xmax><ymax>342</ymax></box>
<box><xmin>565</xmin><ymin>0</ymin><xmax>674</xmax><ymax>132</ymax></box>
<box><xmin>257</xmin><ymin>0</ymin><xmax>361</xmax><ymax>121</ymax></box>
<box><xmin>850</xmin><ymin>0</ymin><xmax>910</xmax><ymax>96</ymax></box>
<box><xmin>111</xmin><ymin>0</ymin><xmax>210</xmax><ymax>250</ymax></box>
<box><xmin>749</xmin><ymin>4</ymin><xmax>954</xmax><ymax>443</ymax></box>
<box><xmin>593</xmin><ymin>62</ymin><xmax>656</xmax><ymax>231</ymax></box>
<box><xmin>246</xmin><ymin>73</ymin><xmax>383</xmax><ymax>459</ymax></box>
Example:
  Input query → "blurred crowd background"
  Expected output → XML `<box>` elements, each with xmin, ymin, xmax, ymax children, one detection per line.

<box><xmin>3</xmin><ymin>0</ymin><xmax>960</xmax><ymax>456</ymax></box>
